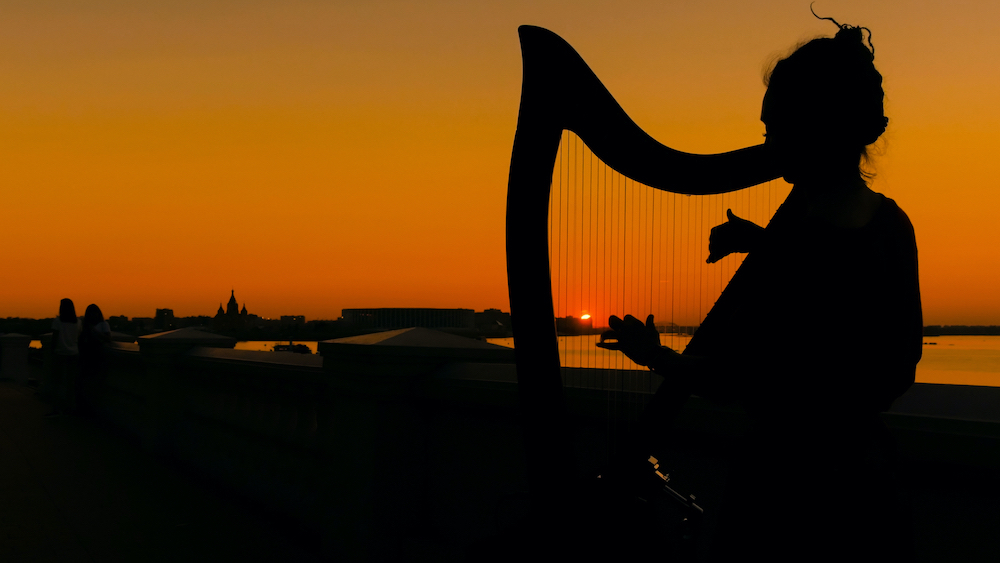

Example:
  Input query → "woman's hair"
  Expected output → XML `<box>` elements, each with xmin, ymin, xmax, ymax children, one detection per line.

<box><xmin>83</xmin><ymin>304</ymin><xmax>105</xmax><ymax>327</ymax></box>
<box><xmin>764</xmin><ymin>17</ymin><xmax>888</xmax><ymax>171</ymax></box>
<box><xmin>58</xmin><ymin>298</ymin><xmax>77</xmax><ymax>323</ymax></box>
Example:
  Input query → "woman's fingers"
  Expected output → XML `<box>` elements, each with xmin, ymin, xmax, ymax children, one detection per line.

<box><xmin>727</xmin><ymin>208</ymin><xmax>749</xmax><ymax>223</ymax></box>
<box><xmin>598</xmin><ymin>325</ymin><xmax>622</xmax><ymax>350</ymax></box>
<box><xmin>598</xmin><ymin>313</ymin><xmax>662</xmax><ymax>366</ymax></box>
<box><xmin>601</xmin><ymin>314</ymin><xmax>647</xmax><ymax>345</ymax></box>
<box><xmin>707</xmin><ymin>209</ymin><xmax>761</xmax><ymax>262</ymax></box>
<box><xmin>621</xmin><ymin>314</ymin><xmax>644</xmax><ymax>327</ymax></box>
<box><xmin>708</xmin><ymin>220</ymin><xmax>733</xmax><ymax>263</ymax></box>
<box><xmin>607</xmin><ymin>314</ymin><xmax>650</xmax><ymax>333</ymax></box>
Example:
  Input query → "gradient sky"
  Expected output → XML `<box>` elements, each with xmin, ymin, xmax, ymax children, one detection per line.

<box><xmin>3</xmin><ymin>0</ymin><xmax>998</xmax><ymax>324</ymax></box>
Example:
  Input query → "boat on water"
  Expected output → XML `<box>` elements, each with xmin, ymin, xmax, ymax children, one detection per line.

<box><xmin>273</xmin><ymin>341</ymin><xmax>312</xmax><ymax>354</ymax></box>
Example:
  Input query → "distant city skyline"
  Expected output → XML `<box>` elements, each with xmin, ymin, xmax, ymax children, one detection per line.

<box><xmin>4</xmin><ymin>2</ymin><xmax>1000</xmax><ymax>325</ymax></box>
<box><xmin>2</xmin><ymin>285</ymin><xmax>517</xmax><ymax>322</ymax></box>
<box><xmin>1</xmin><ymin>290</ymin><xmax>513</xmax><ymax>324</ymax></box>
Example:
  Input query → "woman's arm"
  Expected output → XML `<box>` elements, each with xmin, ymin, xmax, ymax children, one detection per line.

<box><xmin>598</xmin><ymin>314</ymin><xmax>735</xmax><ymax>398</ymax></box>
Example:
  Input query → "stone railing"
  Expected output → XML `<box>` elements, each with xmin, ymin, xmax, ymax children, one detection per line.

<box><xmin>70</xmin><ymin>327</ymin><xmax>531</xmax><ymax>561</ymax></box>
<box><xmin>1</xmin><ymin>333</ymin><xmax>32</xmax><ymax>383</ymax></box>
<box><xmin>10</xmin><ymin>327</ymin><xmax>1000</xmax><ymax>560</ymax></box>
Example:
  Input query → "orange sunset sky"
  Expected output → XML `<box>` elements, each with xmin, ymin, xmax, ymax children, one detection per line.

<box><xmin>2</xmin><ymin>0</ymin><xmax>998</xmax><ymax>324</ymax></box>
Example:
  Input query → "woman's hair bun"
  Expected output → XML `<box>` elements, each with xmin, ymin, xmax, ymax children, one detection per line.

<box><xmin>765</xmin><ymin>5</ymin><xmax>888</xmax><ymax>148</ymax></box>
<box><xmin>814</xmin><ymin>3</ymin><xmax>876</xmax><ymax>58</ymax></box>
<box><xmin>834</xmin><ymin>25</ymin><xmax>874</xmax><ymax>61</ymax></box>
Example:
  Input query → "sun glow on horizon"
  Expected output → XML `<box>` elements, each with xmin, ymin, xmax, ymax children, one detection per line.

<box><xmin>2</xmin><ymin>2</ymin><xmax>999</xmax><ymax>324</ymax></box>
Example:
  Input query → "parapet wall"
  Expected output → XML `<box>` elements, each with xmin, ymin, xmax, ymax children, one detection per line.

<box><xmin>51</xmin><ymin>329</ymin><xmax>536</xmax><ymax>560</ymax></box>
<box><xmin>17</xmin><ymin>328</ymin><xmax>1000</xmax><ymax>561</ymax></box>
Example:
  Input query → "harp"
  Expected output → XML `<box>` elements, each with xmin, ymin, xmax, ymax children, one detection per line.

<box><xmin>505</xmin><ymin>25</ymin><xmax>781</xmax><ymax>537</ymax></box>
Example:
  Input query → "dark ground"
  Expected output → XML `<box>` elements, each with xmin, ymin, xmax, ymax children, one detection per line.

<box><xmin>1</xmin><ymin>376</ymin><xmax>998</xmax><ymax>562</ymax></box>
<box><xmin>0</xmin><ymin>381</ymin><xmax>322</xmax><ymax>562</ymax></box>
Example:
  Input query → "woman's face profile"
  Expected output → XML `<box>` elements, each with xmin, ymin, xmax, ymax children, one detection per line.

<box><xmin>761</xmin><ymin>86</ymin><xmax>852</xmax><ymax>186</ymax></box>
<box><xmin>761</xmin><ymin>88</ymin><xmax>809</xmax><ymax>184</ymax></box>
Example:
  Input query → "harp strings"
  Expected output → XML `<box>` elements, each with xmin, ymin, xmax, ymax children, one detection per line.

<box><xmin>548</xmin><ymin>131</ymin><xmax>787</xmax><ymax>381</ymax></box>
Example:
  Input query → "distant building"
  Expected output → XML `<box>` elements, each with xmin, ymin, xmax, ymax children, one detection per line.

<box><xmin>213</xmin><ymin>290</ymin><xmax>252</xmax><ymax>333</ymax></box>
<box><xmin>280</xmin><ymin>315</ymin><xmax>306</xmax><ymax>327</ymax></box>
<box><xmin>108</xmin><ymin>315</ymin><xmax>129</xmax><ymax>331</ymax></box>
<box><xmin>154</xmin><ymin>308</ymin><xmax>175</xmax><ymax>330</ymax></box>
<box><xmin>556</xmin><ymin>315</ymin><xmax>593</xmax><ymax>336</ymax></box>
<box><xmin>176</xmin><ymin>316</ymin><xmax>213</xmax><ymax>329</ymax></box>
<box><xmin>342</xmin><ymin>308</ymin><xmax>475</xmax><ymax>330</ymax></box>
<box><xmin>475</xmin><ymin>308</ymin><xmax>511</xmax><ymax>336</ymax></box>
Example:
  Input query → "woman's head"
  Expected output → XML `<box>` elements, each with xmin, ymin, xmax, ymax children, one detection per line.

<box><xmin>84</xmin><ymin>304</ymin><xmax>104</xmax><ymax>327</ymax></box>
<box><xmin>58</xmin><ymin>298</ymin><xmax>76</xmax><ymax>323</ymax></box>
<box><xmin>762</xmin><ymin>21</ymin><xmax>887</xmax><ymax>183</ymax></box>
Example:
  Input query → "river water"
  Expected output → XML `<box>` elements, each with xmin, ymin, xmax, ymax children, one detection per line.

<box><xmin>32</xmin><ymin>335</ymin><xmax>1000</xmax><ymax>387</ymax></box>
<box><xmin>484</xmin><ymin>335</ymin><xmax>1000</xmax><ymax>387</ymax></box>
<box><xmin>240</xmin><ymin>335</ymin><xmax>1000</xmax><ymax>387</ymax></box>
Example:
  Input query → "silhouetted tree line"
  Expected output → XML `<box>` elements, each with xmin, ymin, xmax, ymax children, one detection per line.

<box><xmin>923</xmin><ymin>325</ymin><xmax>1000</xmax><ymax>336</ymax></box>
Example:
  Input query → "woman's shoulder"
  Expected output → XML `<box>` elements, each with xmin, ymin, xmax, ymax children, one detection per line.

<box><xmin>872</xmin><ymin>195</ymin><xmax>916</xmax><ymax>235</ymax></box>
<box><xmin>864</xmin><ymin>195</ymin><xmax>919</xmax><ymax>259</ymax></box>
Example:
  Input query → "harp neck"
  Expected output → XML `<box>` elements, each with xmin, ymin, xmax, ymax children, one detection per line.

<box><xmin>514</xmin><ymin>25</ymin><xmax>780</xmax><ymax>193</ymax></box>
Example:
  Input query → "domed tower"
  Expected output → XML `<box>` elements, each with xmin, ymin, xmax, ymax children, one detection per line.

<box><xmin>213</xmin><ymin>303</ymin><xmax>226</xmax><ymax>331</ymax></box>
<box><xmin>226</xmin><ymin>289</ymin><xmax>239</xmax><ymax>317</ymax></box>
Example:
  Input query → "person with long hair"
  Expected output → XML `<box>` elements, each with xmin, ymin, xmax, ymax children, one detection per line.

<box><xmin>48</xmin><ymin>298</ymin><xmax>82</xmax><ymax>416</ymax></box>
<box><xmin>600</xmin><ymin>15</ymin><xmax>920</xmax><ymax>561</ymax></box>
<box><xmin>78</xmin><ymin>304</ymin><xmax>111</xmax><ymax>416</ymax></box>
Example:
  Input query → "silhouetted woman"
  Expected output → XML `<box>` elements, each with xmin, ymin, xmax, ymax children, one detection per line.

<box><xmin>78</xmin><ymin>304</ymin><xmax>111</xmax><ymax>416</ymax></box>
<box><xmin>48</xmin><ymin>298</ymin><xmax>82</xmax><ymax>416</ymax></box>
<box><xmin>600</xmin><ymin>18</ymin><xmax>920</xmax><ymax>561</ymax></box>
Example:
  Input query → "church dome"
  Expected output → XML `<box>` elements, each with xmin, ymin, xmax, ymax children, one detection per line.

<box><xmin>226</xmin><ymin>290</ymin><xmax>239</xmax><ymax>316</ymax></box>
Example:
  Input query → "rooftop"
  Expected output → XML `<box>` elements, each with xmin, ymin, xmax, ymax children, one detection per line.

<box><xmin>0</xmin><ymin>381</ymin><xmax>321</xmax><ymax>561</ymax></box>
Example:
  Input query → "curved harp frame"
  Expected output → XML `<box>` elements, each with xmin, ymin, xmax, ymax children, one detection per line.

<box><xmin>505</xmin><ymin>26</ymin><xmax>779</xmax><ymax>514</ymax></box>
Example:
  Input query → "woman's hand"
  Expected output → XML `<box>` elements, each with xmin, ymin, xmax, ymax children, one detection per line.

<box><xmin>597</xmin><ymin>314</ymin><xmax>664</xmax><ymax>367</ymax></box>
<box><xmin>707</xmin><ymin>209</ymin><xmax>764</xmax><ymax>263</ymax></box>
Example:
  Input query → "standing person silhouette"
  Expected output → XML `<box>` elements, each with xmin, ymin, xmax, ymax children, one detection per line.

<box><xmin>78</xmin><ymin>304</ymin><xmax>111</xmax><ymax>417</ymax></box>
<box><xmin>48</xmin><ymin>298</ymin><xmax>82</xmax><ymax>416</ymax></box>
<box><xmin>599</xmin><ymin>15</ymin><xmax>921</xmax><ymax>562</ymax></box>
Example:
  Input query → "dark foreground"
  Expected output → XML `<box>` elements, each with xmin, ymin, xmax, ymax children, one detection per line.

<box><xmin>1</xmin><ymin>374</ymin><xmax>999</xmax><ymax>562</ymax></box>
<box><xmin>0</xmin><ymin>381</ymin><xmax>321</xmax><ymax>562</ymax></box>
